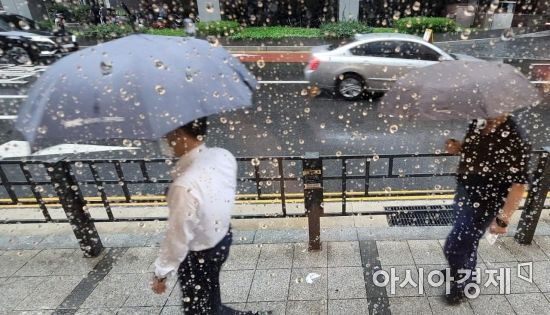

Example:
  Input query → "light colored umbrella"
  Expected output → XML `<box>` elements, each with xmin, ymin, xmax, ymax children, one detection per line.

<box><xmin>16</xmin><ymin>34</ymin><xmax>257</xmax><ymax>147</ymax></box>
<box><xmin>378</xmin><ymin>60</ymin><xmax>542</xmax><ymax>120</ymax></box>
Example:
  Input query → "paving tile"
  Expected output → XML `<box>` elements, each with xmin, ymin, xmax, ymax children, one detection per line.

<box><xmin>220</xmin><ymin>270</ymin><xmax>255</xmax><ymax>303</ymax></box>
<box><xmin>37</xmin><ymin>234</ymin><xmax>80</xmax><ymax>249</ymax></box>
<box><xmin>293</xmin><ymin>243</ymin><xmax>327</xmax><ymax>268</ymax></box>
<box><xmin>321</xmin><ymin>228</ymin><xmax>357</xmax><ymax>242</ymax></box>
<box><xmin>256</xmin><ymin>244</ymin><xmax>294</xmax><ymax>269</ymax></box>
<box><xmin>100</xmin><ymin>233</ymin><xmax>151</xmax><ymax>248</ymax></box>
<box><xmin>534</xmin><ymin>236</ymin><xmax>550</xmax><ymax>258</ymax></box>
<box><xmin>327</xmin><ymin>242</ymin><xmax>361</xmax><ymax>267</ymax></box>
<box><xmin>286</xmin><ymin>300</ymin><xmax>328</xmax><ymax>315</ymax></box>
<box><xmin>534</xmin><ymin>261</ymin><xmax>550</xmax><ymax>292</ymax></box>
<box><xmin>232</xmin><ymin>230</ymin><xmax>256</xmax><ymax>245</ymax></box>
<box><xmin>165</xmin><ymin>284</ymin><xmax>182</xmax><ymax>306</ymax></box>
<box><xmin>14</xmin><ymin>249</ymin><xmax>77</xmax><ymax>276</ymax></box>
<box><xmin>327</xmin><ymin>299</ymin><xmax>369</xmax><ymax>315</ymax></box>
<box><xmin>380</xmin><ymin>265</ymin><xmax>423</xmax><ymax>297</ymax></box>
<box><xmin>116</xmin><ymin>307</ymin><xmax>162</xmax><ymax>315</ymax></box>
<box><xmin>74</xmin><ymin>309</ymin><xmax>118</xmax><ymax>315</ymax></box>
<box><xmin>15</xmin><ymin>275</ymin><xmax>82</xmax><ymax>310</ymax></box>
<box><xmin>500</xmin><ymin>237</ymin><xmax>549</xmax><ymax>262</ymax></box>
<box><xmin>80</xmin><ymin>273</ymin><xmax>142</xmax><ymax>308</ymax></box>
<box><xmin>468</xmin><ymin>294</ymin><xmax>515</xmax><ymax>315</ymax></box>
<box><xmin>0</xmin><ymin>250</ymin><xmax>40</xmax><ymax>277</ymax></box>
<box><xmin>506</xmin><ymin>293</ymin><xmax>550</xmax><ymax>315</ymax></box>
<box><xmin>484</xmin><ymin>262</ymin><xmax>541</xmax><ymax>294</ymax></box>
<box><xmin>427</xmin><ymin>296</ymin><xmax>474</xmax><ymax>314</ymax></box>
<box><xmin>0</xmin><ymin>276</ymin><xmax>48</xmax><ymax>313</ymax></box>
<box><xmin>328</xmin><ymin>267</ymin><xmax>366</xmax><ymax>299</ymax></box>
<box><xmin>376</xmin><ymin>241</ymin><xmax>415</xmax><ymax>266</ymax></box>
<box><xmin>8</xmin><ymin>310</ymin><xmax>55</xmax><ymax>314</ymax></box>
<box><xmin>110</xmin><ymin>247</ymin><xmax>157</xmax><ymax>274</ymax></box>
<box><xmin>288</xmin><ymin>268</ymin><xmax>327</xmax><ymax>301</ymax></box>
<box><xmin>408</xmin><ymin>240</ymin><xmax>446</xmax><ymax>265</ymax></box>
<box><xmin>248</xmin><ymin>269</ymin><xmax>290</xmax><ymax>302</ymax></box>
<box><xmin>415</xmin><ymin>264</ymin><xmax>447</xmax><ymax>297</ymax></box>
<box><xmin>254</xmin><ymin>229</ymin><xmax>308</xmax><ymax>244</ymax></box>
<box><xmin>160</xmin><ymin>306</ymin><xmax>181</xmax><ymax>315</ymax></box>
<box><xmin>123</xmin><ymin>273</ymin><xmax>176</xmax><ymax>307</ymax></box>
<box><xmin>388</xmin><ymin>297</ymin><xmax>432</xmax><ymax>315</ymax></box>
<box><xmin>478</xmin><ymin>239</ymin><xmax>518</xmax><ymax>263</ymax></box>
<box><xmin>0</xmin><ymin>235</ymin><xmax>45</xmax><ymax>250</ymax></box>
<box><xmin>223</xmin><ymin>244</ymin><xmax>261</xmax><ymax>271</ymax></box>
<box><xmin>245</xmin><ymin>302</ymin><xmax>286</xmax><ymax>315</ymax></box>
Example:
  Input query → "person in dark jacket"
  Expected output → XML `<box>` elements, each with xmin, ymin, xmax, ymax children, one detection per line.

<box><xmin>443</xmin><ymin>114</ymin><xmax>531</xmax><ymax>304</ymax></box>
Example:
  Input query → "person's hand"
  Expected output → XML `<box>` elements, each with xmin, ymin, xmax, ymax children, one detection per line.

<box><xmin>151</xmin><ymin>276</ymin><xmax>167</xmax><ymax>294</ymax></box>
<box><xmin>489</xmin><ymin>217</ymin><xmax>508</xmax><ymax>235</ymax></box>
<box><xmin>445</xmin><ymin>139</ymin><xmax>462</xmax><ymax>154</ymax></box>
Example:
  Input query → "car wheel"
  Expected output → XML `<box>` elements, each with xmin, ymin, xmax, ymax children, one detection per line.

<box><xmin>5</xmin><ymin>46</ymin><xmax>32</xmax><ymax>65</ymax></box>
<box><xmin>337</xmin><ymin>73</ymin><xmax>365</xmax><ymax>101</ymax></box>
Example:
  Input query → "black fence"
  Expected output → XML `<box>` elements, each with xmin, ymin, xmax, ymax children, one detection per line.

<box><xmin>0</xmin><ymin>150</ymin><xmax>548</xmax><ymax>255</ymax></box>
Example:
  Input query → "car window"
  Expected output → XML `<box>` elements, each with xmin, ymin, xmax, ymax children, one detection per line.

<box><xmin>395</xmin><ymin>41</ymin><xmax>442</xmax><ymax>61</ymax></box>
<box><xmin>0</xmin><ymin>18</ymin><xmax>12</xmax><ymax>31</ymax></box>
<box><xmin>350</xmin><ymin>41</ymin><xmax>398</xmax><ymax>57</ymax></box>
<box><xmin>0</xmin><ymin>15</ymin><xmax>39</xmax><ymax>31</ymax></box>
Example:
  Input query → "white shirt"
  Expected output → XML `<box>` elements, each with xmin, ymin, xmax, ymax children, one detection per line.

<box><xmin>154</xmin><ymin>144</ymin><xmax>237</xmax><ymax>278</ymax></box>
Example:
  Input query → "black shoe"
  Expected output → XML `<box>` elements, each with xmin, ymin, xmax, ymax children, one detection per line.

<box><xmin>444</xmin><ymin>282</ymin><xmax>465</xmax><ymax>305</ymax></box>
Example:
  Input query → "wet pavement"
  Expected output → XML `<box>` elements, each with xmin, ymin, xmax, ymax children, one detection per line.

<box><xmin>1</xmin><ymin>214</ymin><xmax>550</xmax><ymax>315</ymax></box>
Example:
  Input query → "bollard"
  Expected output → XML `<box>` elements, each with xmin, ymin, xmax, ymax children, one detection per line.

<box><xmin>303</xmin><ymin>152</ymin><xmax>324</xmax><ymax>251</ymax></box>
<box><xmin>47</xmin><ymin>159</ymin><xmax>103</xmax><ymax>257</ymax></box>
<box><xmin>515</xmin><ymin>148</ymin><xmax>550</xmax><ymax>245</ymax></box>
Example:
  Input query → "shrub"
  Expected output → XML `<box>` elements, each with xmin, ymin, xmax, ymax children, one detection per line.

<box><xmin>47</xmin><ymin>3</ymin><xmax>91</xmax><ymax>24</ymax></box>
<box><xmin>320</xmin><ymin>21</ymin><xmax>371</xmax><ymax>38</ymax></box>
<box><xmin>197</xmin><ymin>20</ymin><xmax>240</xmax><ymax>36</ymax></box>
<box><xmin>144</xmin><ymin>28</ymin><xmax>184</xmax><ymax>36</ymax></box>
<box><xmin>371</xmin><ymin>27</ymin><xmax>398</xmax><ymax>33</ymax></box>
<box><xmin>228</xmin><ymin>26</ymin><xmax>321</xmax><ymax>40</ymax></box>
<box><xmin>37</xmin><ymin>19</ymin><xmax>54</xmax><ymax>30</ymax></box>
<box><xmin>394</xmin><ymin>17</ymin><xmax>458</xmax><ymax>35</ymax></box>
<box><xmin>77</xmin><ymin>24</ymin><xmax>134</xmax><ymax>40</ymax></box>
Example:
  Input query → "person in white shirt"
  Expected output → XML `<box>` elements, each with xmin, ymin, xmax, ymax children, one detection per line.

<box><xmin>150</xmin><ymin>118</ymin><xmax>257</xmax><ymax>314</ymax></box>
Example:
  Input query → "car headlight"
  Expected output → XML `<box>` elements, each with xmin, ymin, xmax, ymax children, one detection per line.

<box><xmin>30</xmin><ymin>36</ymin><xmax>56</xmax><ymax>46</ymax></box>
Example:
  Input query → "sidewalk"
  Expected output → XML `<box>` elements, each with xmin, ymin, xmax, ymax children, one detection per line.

<box><xmin>1</xmin><ymin>214</ymin><xmax>550</xmax><ymax>315</ymax></box>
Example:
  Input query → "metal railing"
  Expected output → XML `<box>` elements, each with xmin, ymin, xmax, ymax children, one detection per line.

<box><xmin>0</xmin><ymin>149</ymin><xmax>548</xmax><ymax>255</ymax></box>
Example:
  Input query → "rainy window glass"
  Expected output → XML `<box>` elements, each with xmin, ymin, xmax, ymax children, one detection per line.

<box><xmin>0</xmin><ymin>0</ymin><xmax>549</xmax><ymax>314</ymax></box>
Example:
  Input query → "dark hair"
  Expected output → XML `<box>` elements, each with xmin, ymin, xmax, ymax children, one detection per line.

<box><xmin>179</xmin><ymin>117</ymin><xmax>207</xmax><ymax>139</ymax></box>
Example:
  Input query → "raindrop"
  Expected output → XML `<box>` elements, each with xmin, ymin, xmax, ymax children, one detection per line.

<box><xmin>155</xmin><ymin>85</ymin><xmax>166</xmax><ymax>95</ymax></box>
<box><xmin>336</xmin><ymin>151</ymin><xmax>342</xmax><ymax>157</ymax></box>
<box><xmin>304</xmin><ymin>107</ymin><xmax>311</xmax><ymax>113</ymax></box>
<box><xmin>392</xmin><ymin>11</ymin><xmax>401</xmax><ymax>20</ymax></box>
<box><xmin>75</xmin><ymin>162</ymin><xmax>83</xmax><ymax>168</ymax></box>
<box><xmin>464</xmin><ymin>5</ymin><xmax>476</xmax><ymax>16</ymax></box>
<box><xmin>251</xmin><ymin>158</ymin><xmax>260</xmax><ymax>166</ymax></box>
<box><xmin>295</xmin><ymin>277</ymin><xmax>304</xmax><ymax>283</ymax></box>
<box><xmin>154</xmin><ymin>59</ymin><xmax>165</xmax><ymax>69</ymax></box>
<box><xmin>320</xmin><ymin>123</ymin><xmax>326</xmax><ymax>129</ymax></box>
<box><xmin>412</xmin><ymin>1</ymin><xmax>421</xmax><ymax>11</ymax></box>
<box><xmin>389</xmin><ymin>125</ymin><xmax>398</xmax><ymax>134</ymax></box>
<box><xmin>207</xmin><ymin>36</ymin><xmax>219</xmax><ymax>47</ymax></box>
<box><xmin>300</xmin><ymin>89</ymin><xmax>308</xmax><ymax>96</ymax></box>
<box><xmin>256</xmin><ymin>59</ymin><xmax>266</xmax><ymax>69</ymax></box>
<box><xmin>198</xmin><ymin>258</ymin><xmax>205</xmax><ymax>264</ymax></box>
<box><xmin>473</xmin><ymin>202</ymin><xmax>480</xmax><ymax>208</ymax></box>
<box><xmin>37</xmin><ymin>126</ymin><xmax>47</xmax><ymax>134</ymax></box>
<box><xmin>461</xmin><ymin>28</ymin><xmax>472</xmax><ymax>40</ymax></box>
<box><xmin>501</xmin><ymin>131</ymin><xmax>510</xmax><ymax>138</ymax></box>
<box><xmin>122</xmin><ymin>139</ymin><xmax>132</xmax><ymax>147</ymax></box>
<box><xmin>501</xmin><ymin>29</ymin><xmax>516</xmax><ymax>41</ymax></box>
<box><xmin>185</xmin><ymin>72</ymin><xmax>193</xmax><ymax>82</ymax></box>
<box><xmin>220</xmin><ymin>117</ymin><xmax>228</xmax><ymax>124</ymax></box>
<box><xmin>100</xmin><ymin>61</ymin><xmax>113</xmax><ymax>75</ymax></box>
<box><xmin>183</xmin><ymin>297</ymin><xmax>191</xmax><ymax>303</ymax></box>
<box><xmin>372</xmin><ymin>155</ymin><xmax>380</xmax><ymax>161</ymax></box>
<box><xmin>205</xmin><ymin>2</ymin><xmax>215</xmax><ymax>13</ymax></box>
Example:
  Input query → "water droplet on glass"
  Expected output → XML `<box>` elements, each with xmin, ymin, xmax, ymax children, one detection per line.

<box><xmin>501</xmin><ymin>131</ymin><xmax>510</xmax><ymax>138</ymax></box>
<box><xmin>154</xmin><ymin>59</ymin><xmax>164</xmax><ymax>69</ymax></box>
<box><xmin>372</xmin><ymin>155</ymin><xmax>380</xmax><ymax>161</ymax></box>
<box><xmin>37</xmin><ymin>126</ymin><xmax>47</xmax><ymax>134</ymax></box>
<box><xmin>122</xmin><ymin>139</ymin><xmax>132</xmax><ymax>147</ymax></box>
<box><xmin>207</xmin><ymin>35</ymin><xmax>219</xmax><ymax>47</ymax></box>
<box><xmin>412</xmin><ymin>1</ymin><xmax>421</xmax><ymax>11</ymax></box>
<box><xmin>100</xmin><ymin>61</ymin><xmax>113</xmax><ymax>75</ymax></box>
<box><xmin>464</xmin><ymin>5</ymin><xmax>476</xmax><ymax>16</ymax></box>
<box><xmin>205</xmin><ymin>2</ymin><xmax>215</xmax><ymax>13</ymax></box>
<box><xmin>300</xmin><ymin>89</ymin><xmax>308</xmax><ymax>96</ymax></box>
<box><xmin>256</xmin><ymin>59</ymin><xmax>266</xmax><ymax>69</ymax></box>
<box><xmin>155</xmin><ymin>85</ymin><xmax>166</xmax><ymax>95</ymax></box>
<box><xmin>389</xmin><ymin>125</ymin><xmax>398</xmax><ymax>134</ymax></box>
<box><xmin>251</xmin><ymin>158</ymin><xmax>260</xmax><ymax>166</ymax></box>
<box><xmin>304</xmin><ymin>107</ymin><xmax>311</xmax><ymax>114</ymax></box>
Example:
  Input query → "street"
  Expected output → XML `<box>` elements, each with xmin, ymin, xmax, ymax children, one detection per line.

<box><xmin>0</xmin><ymin>36</ymin><xmax>548</xmax><ymax>163</ymax></box>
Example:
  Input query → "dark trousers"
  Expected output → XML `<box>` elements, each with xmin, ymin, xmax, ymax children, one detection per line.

<box><xmin>178</xmin><ymin>230</ymin><xmax>233</xmax><ymax>315</ymax></box>
<box><xmin>443</xmin><ymin>181</ymin><xmax>507</xmax><ymax>284</ymax></box>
